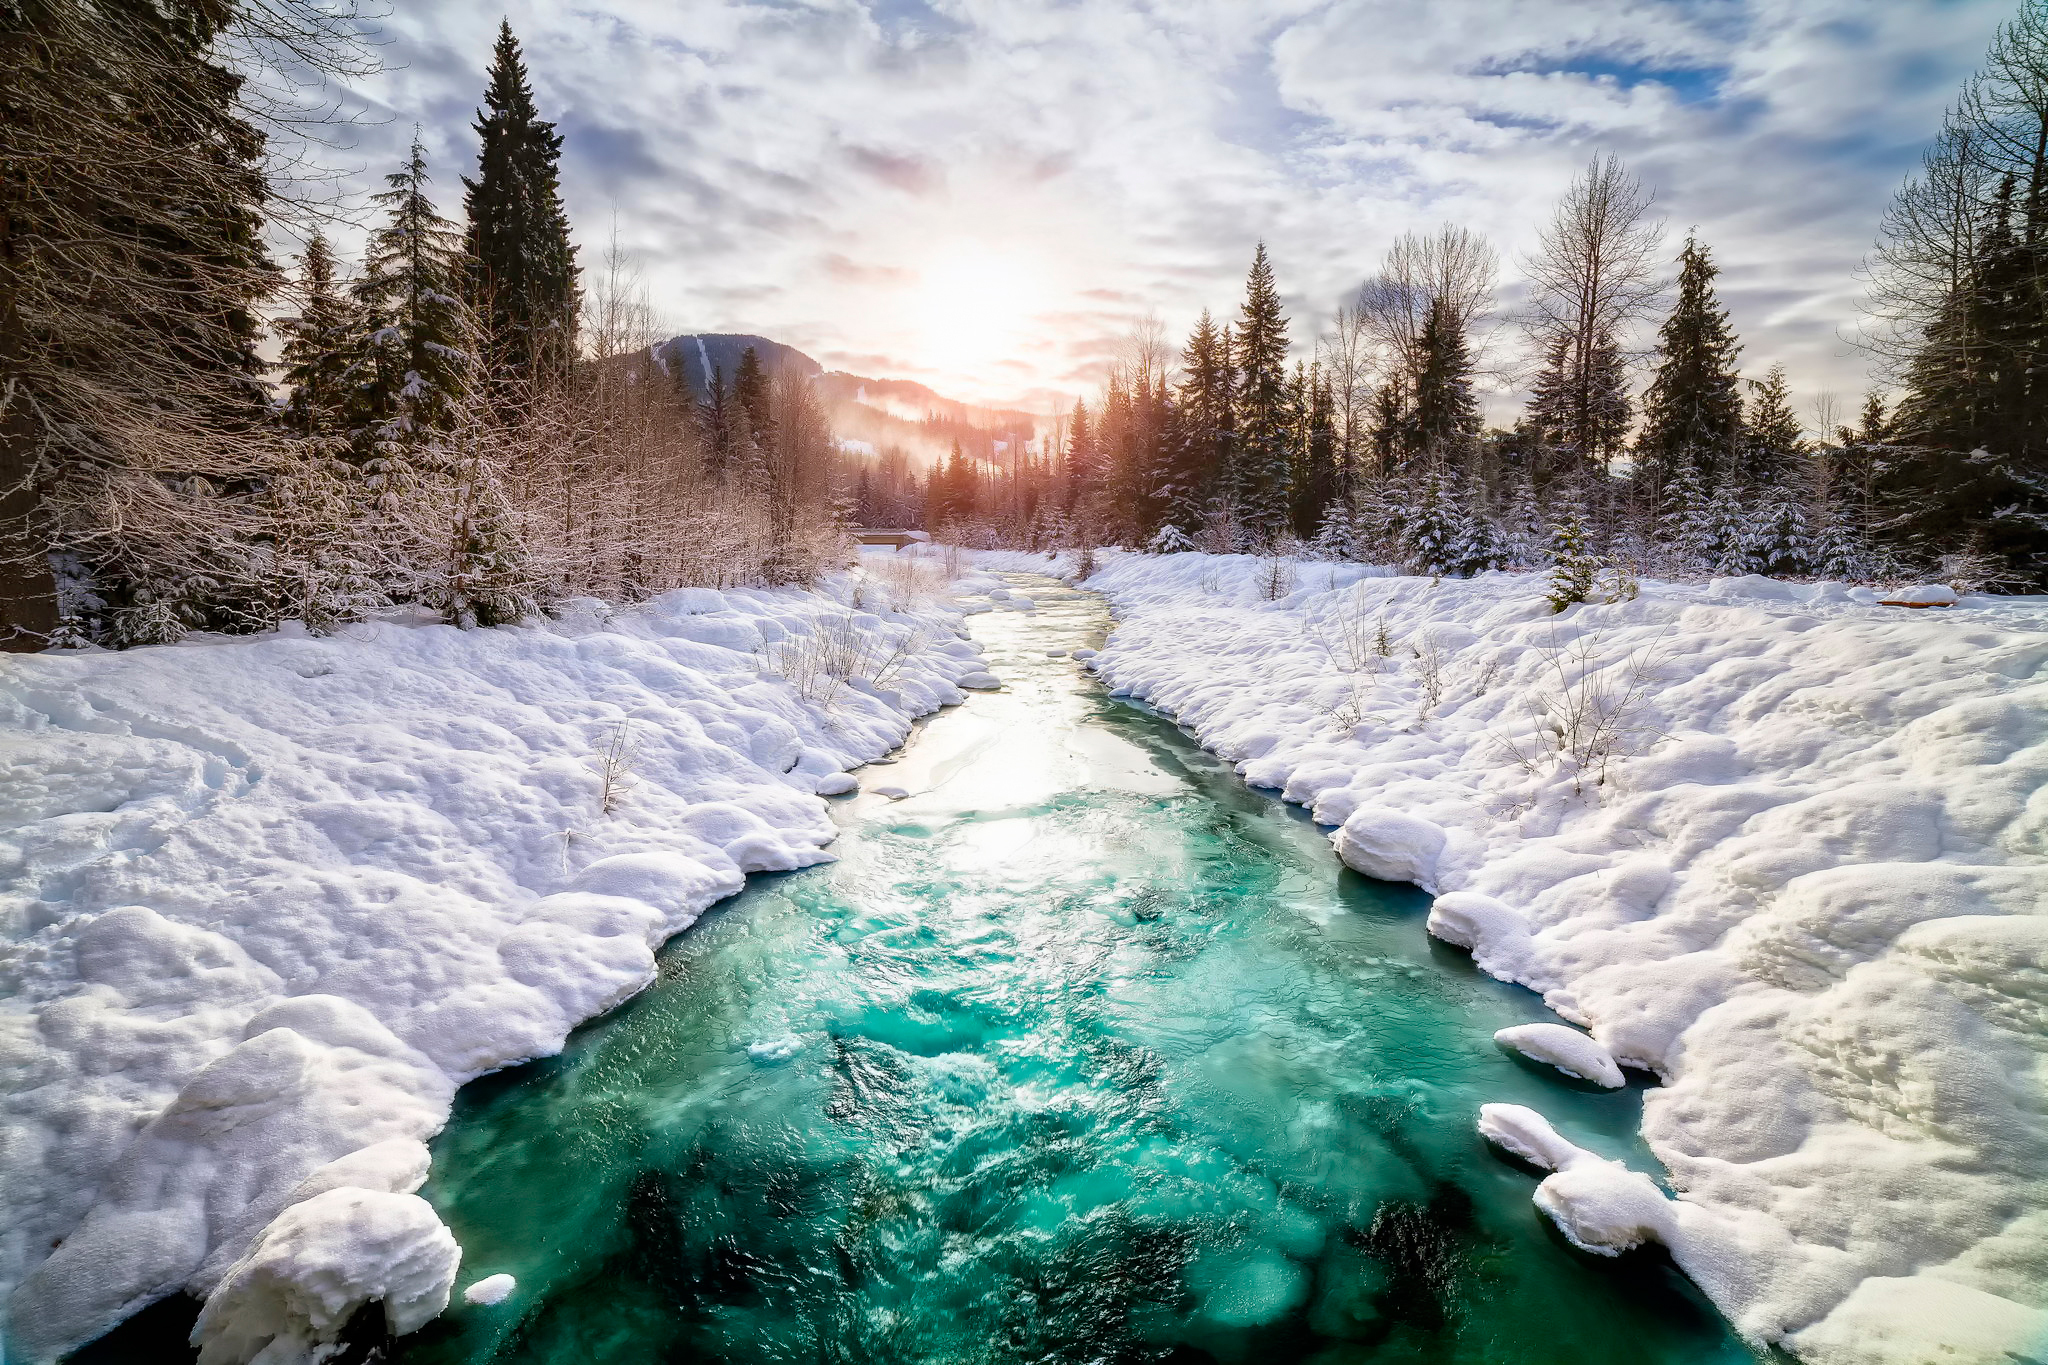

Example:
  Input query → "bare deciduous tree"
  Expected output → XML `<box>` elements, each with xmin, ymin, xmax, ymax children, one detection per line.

<box><xmin>1520</xmin><ymin>155</ymin><xmax>1665</xmax><ymax>465</ymax></box>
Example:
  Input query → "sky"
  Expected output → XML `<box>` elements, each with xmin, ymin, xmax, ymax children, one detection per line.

<box><xmin>324</xmin><ymin>0</ymin><xmax>2014</xmax><ymax>424</ymax></box>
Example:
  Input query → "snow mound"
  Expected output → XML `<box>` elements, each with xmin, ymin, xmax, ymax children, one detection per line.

<box><xmin>1493</xmin><ymin>1023</ymin><xmax>1624</xmax><ymax>1087</ymax></box>
<box><xmin>1331</xmin><ymin>806</ymin><xmax>1446</xmax><ymax>892</ymax></box>
<box><xmin>872</xmin><ymin>785</ymin><xmax>911</xmax><ymax>800</ymax></box>
<box><xmin>0</xmin><ymin>576</ymin><xmax>972</xmax><ymax>1360</ymax></box>
<box><xmin>1478</xmin><ymin>1104</ymin><xmax>1674</xmax><ymax>1256</ymax></box>
<box><xmin>1042</xmin><ymin>548</ymin><xmax>2048</xmax><ymax>1362</ymax></box>
<box><xmin>192</xmin><ymin>1188</ymin><xmax>459</xmax><ymax>1365</ymax></box>
<box><xmin>461</xmin><ymin>1273</ymin><xmax>515</xmax><ymax>1307</ymax></box>
<box><xmin>957</xmin><ymin>671</ymin><xmax>1003</xmax><ymax>690</ymax></box>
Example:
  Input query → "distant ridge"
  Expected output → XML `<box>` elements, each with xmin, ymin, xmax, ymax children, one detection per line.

<box><xmin>649</xmin><ymin>333</ymin><xmax>1039</xmax><ymax>464</ymax></box>
<box><xmin>651</xmin><ymin>333</ymin><xmax>821</xmax><ymax>400</ymax></box>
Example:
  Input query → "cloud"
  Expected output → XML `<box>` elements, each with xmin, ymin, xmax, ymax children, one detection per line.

<box><xmin>315</xmin><ymin>0</ymin><xmax>2012</xmax><ymax>415</ymax></box>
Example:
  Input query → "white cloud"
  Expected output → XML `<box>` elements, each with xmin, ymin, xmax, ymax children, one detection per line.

<box><xmin>319</xmin><ymin>0</ymin><xmax>2012</xmax><ymax>420</ymax></box>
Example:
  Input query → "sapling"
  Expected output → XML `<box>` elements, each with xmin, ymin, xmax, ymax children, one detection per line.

<box><xmin>1545</xmin><ymin>518</ymin><xmax>1598</xmax><ymax>612</ymax></box>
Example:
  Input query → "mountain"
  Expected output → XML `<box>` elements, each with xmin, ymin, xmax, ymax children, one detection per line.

<box><xmin>652</xmin><ymin>333</ymin><xmax>821</xmax><ymax>400</ymax></box>
<box><xmin>650</xmin><ymin>333</ymin><xmax>1039</xmax><ymax>465</ymax></box>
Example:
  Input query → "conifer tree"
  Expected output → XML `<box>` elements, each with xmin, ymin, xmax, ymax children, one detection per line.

<box><xmin>349</xmin><ymin>138</ymin><xmax>476</xmax><ymax>453</ymax></box>
<box><xmin>1527</xmin><ymin>329</ymin><xmax>1631</xmax><ymax>477</ymax></box>
<box><xmin>1637</xmin><ymin>237</ymin><xmax>1744</xmax><ymax>501</ymax></box>
<box><xmin>1291</xmin><ymin>364</ymin><xmax>1338</xmax><ymax>539</ymax></box>
<box><xmin>463</xmin><ymin>21</ymin><xmax>580</xmax><ymax>388</ymax></box>
<box><xmin>279</xmin><ymin>234</ymin><xmax>356</xmax><ymax>438</ymax></box>
<box><xmin>1411</xmin><ymin>296</ymin><xmax>1481</xmax><ymax>454</ymax></box>
<box><xmin>1232</xmin><ymin>243</ymin><xmax>1295</xmax><ymax>547</ymax></box>
<box><xmin>1</xmin><ymin>0</ymin><xmax>281</xmax><ymax>646</ymax></box>
<box><xmin>1177</xmin><ymin>310</ymin><xmax>1235</xmax><ymax>520</ymax></box>
<box><xmin>1545</xmin><ymin>516</ymin><xmax>1598</xmax><ymax>611</ymax></box>
<box><xmin>1657</xmin><ymin>465</ymin><xmax>1717</xmax><ymax>574</ymax></box>
<box><xmin>1745</xmin><ymin>480</ymin><xmax>1814</xmax><ymax>577</ymax></box>
<box><xmin>1705</xmin><ymin>477</ymin><xmax>1752</xmax><ymax>574</ymax></box>
<box><xmin>1741</xmin><ymin>364</ymin><xmax>1807</xmax><ymax>487</ymax></box>
<box><xmin>733</xmin><ymin>346</ymin><xmax>775</xmax><ymax>453</ymax></box>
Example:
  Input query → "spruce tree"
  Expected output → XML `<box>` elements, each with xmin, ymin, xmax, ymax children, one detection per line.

<box><xmin>2</xmin><ymin>0</ymin><xmax>278</xmax><ymax>646</ymax></box>
<box><xmin>1657</xmin><ymin>464</ymin><xmax>1717</xmax><ymax>575</ymax></box>
<box><xmin>463</xmin><ymin>21</ymin><xmax>580</xmax><ymax>388</ymax></box>
<box><xmin>1545</xmin><ymin>517</ymin><xmax>1598</xmax><ymax>611</ymax></box>
<box><xmin>1741</xmin><ymin>364</ymin><xmax>1806</xmax><ymax>487</ymax></box>
<box><xmin>1637</xmin><ymin>238</ymin><xmax>1744</xmax><ymax>502</ymax></box>
<box><xmin>1232</xmin><ymin>243</ymin><xmax>1294</xmax><ymax>547</ymax></box>
<box><xmin>1705</xmin><ymin>477</ymin><xmax>1752</xmax><ymax>574</ymax></box>
<box><xmin>1411</xmin><ymin>296</ymin><xmax>1481</xmax><ymax>454</ymax></box>
<box><xmin>279</xmin><ymin>234</ymin><xmax>356</xmax><ymax>438</ymax></box>
<box><xmin>1527</xmin><ymin>328</ymin><xmax>1631</xmax><ymax>479</ymax></box>
<box><xmin>1291</xmin><ymin>364</ymin><xmax>1338</xmax><ymax>539</ymax></box>
<box><xmin>1177</xmin><ymin>310</ymin><xmax>1235</xmax><ymax>522</ymax></box>
<box><xmin>1745</xmin><ymin>480</ymin><xmax>1814</xmax><ymax>577</ymax></box>
<box><xmin>348</xmin><ymin>138</ymin><xmax>476</xmax><ymax>453</ymax></box>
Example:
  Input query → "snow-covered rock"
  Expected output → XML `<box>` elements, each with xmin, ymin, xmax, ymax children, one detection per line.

<box><xmin>990</xmin><ymin>547</ymin><xmax>2048</xmax><ymax>1363</ymax></box>
<box><xmin>1493</xmin><ymin>1023</ymin><xmax>1625</xmax><ymax>1087</ymax></box>
<box><xmin>0</xmin><ymin>577</ymin><xmax>974</xmax><ymax>1361</ymax></box>
<box><xmin>957</xmin><ymin>671</ymin><xmax>1003</xmax><ymax>690</ymax></box>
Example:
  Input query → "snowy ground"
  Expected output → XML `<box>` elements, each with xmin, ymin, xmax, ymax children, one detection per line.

<box><xmin>975</xmin><ymin>547</ymin><xmax>2048</xmax><ymax>1365</ymax></box>
<box><xmin>0</xmin><ymin>569</ymin><xmax>1005</xmax><ymax>1363</ymax></box>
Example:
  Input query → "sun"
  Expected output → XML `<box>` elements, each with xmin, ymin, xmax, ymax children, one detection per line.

<box><xmin>911</xmin><ymin>245</ymin><xmax>1044</xmax><ymax>389</ymax></box>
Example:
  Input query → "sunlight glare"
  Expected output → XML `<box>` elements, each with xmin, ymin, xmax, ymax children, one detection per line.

<box><xmin>912</xmin><ymin>245</ymin><xmax>1044</xmax><ymax>387</ymax></box>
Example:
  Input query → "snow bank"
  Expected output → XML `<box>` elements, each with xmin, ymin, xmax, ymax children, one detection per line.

<box><xmin>1035</xmin><ymin>548</ymin><xmax>2048</xmax><ymax>1364</ymax></box>
<box><xmin>0</xmin><ymin>577</ymin><xmax>988</xmax><ymax>1361</ymax></box>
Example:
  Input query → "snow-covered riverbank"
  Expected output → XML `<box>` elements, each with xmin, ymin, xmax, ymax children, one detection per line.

<box><xmin>976</xmin><ymin>547</ymin><xmax>2048</xmax><ymax>1365</ymax></box>
<box><xmin>0</xmin><ymin>576</ymin><xmax>994</xmax><ymax>1362</ymax></box>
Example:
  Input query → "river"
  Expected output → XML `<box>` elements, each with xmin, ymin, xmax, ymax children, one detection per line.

<box><xmin>375</xmin><ymin>576</ymin><xmax>1755</xmax><ymax>1365</ymax></box>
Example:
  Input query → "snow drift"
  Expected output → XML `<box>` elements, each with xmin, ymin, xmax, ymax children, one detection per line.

<box><xmin>985</xmin><ymin>548</ymin><xmax>2048</xmax><ymax>1365</ymax></box>
<box><xmin>0</xmin><ymin>577</ymin><xmax>993</xmax><ymax>1362</ymax></box>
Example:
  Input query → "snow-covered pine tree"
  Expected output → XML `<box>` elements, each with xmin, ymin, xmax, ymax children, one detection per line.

<box><xmin>1307</xmin><ymin>496</ymin><xmax>1359</xmax><ymax>561</ymax></box>
<box><xmin>1706</xmin><ymin>477</ymin><xmax>1753</xmax><ymax>574</ymax></box>
<box><xmin>436</xmin><ymin>432</ymin><xmax>538</xmax><ymax>627</ymax></box>
<box><xmin>1232</xmin><ymin>243</ymin><xmax>1295</xmax><ymax>548</ymax></box>
<box><xmin>1745</xmin><ymin>478</ymin><xmax>1814</xmax><ymax>578</ymax></box>
<box><xmin>348</xmin><ymin>137</ymin><xmax>477</xmax><ymax>453</ymax></box>
<box><xmin>1500</xmin><ymin>475</ymin><xmax>1545</xmax><ymax>567</ymax></box>
<box><xmin>1400</xmin><ymin>464</ymin><xmax>1473</xmax><ymax>576</ymax></box>
<box><xmin>1411</xmin><ymin>297</ymin><xmax>1481</xmax><ymax>453</ymax></box>
<box><xmin>463</xmin><ymin>21</ymin><xmax>580</xmax><ymax>390</ymax></box>
<box><xmin>1636</xmin><ymin>237</ymin><xmax>1743</xmax><ymax>505</ymax></box>
<box><xmin>1177</xmin><ymin>309</ymin><xmax>1233</xmax><ymax>503</ymax></box>
<box><xmin>1545</xmin><ymin>516</ymin><xmax>1598</xmax><ymax>611</ymax></box>
<box><xmin>1656</xmin><ymin>464</ymin><xmax>1717</xmax><ymax>576</ymax></box>
<box><xmin>1148</xmin><ymin>523</ymin><xmax>1196</xmax><ymax>554</ymax></box>
<box><xmin>1741</xmin><ymin>364</ymin><xmax>1806</xmax><ymax>489</ymax></box>
<box><xmin>279</xmin><ymin>235</ymin><xmax>357</xmax><ymax>438</ymax></box>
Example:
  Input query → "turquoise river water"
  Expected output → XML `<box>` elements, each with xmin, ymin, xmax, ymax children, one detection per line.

<box><xmin>382</xmin><ymin>577</ymin><xmax>1758</xmax><ymax>1365</ymax></box>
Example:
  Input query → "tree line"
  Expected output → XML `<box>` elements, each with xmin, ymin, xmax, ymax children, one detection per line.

<box><xmin>1</xmin><ymin>4</ymin><xmax>845</xmax><ymax>651</ymax></box>
<box><xmin>926</xmin><ymin>0</ymin><xmax>2048</xmax><ymax>593</ymax></box>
